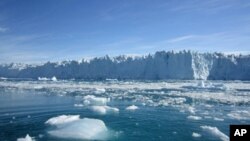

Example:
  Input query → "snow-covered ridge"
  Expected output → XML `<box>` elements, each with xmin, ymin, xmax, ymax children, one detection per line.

<box><xmin>0</xmin><ymin>50</ymin><xmax>249</xmax><ymax>80</ymax></box>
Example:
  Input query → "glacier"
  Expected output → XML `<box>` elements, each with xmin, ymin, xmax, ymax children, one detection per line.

<box><xmin>0</xmin><ymin>50</ymin><xmax>249</xmax><ymax>80</ymax></box>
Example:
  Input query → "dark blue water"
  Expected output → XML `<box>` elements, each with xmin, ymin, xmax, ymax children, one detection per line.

<box><xmin>0</xmin><ymin>80</ymin><xmax>249</xmax><ymax>141</ymax></box>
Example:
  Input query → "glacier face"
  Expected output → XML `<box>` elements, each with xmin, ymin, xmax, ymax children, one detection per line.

<box><xmin>0</xmin><ymin>51</ymin><xmax>249</xmax><ymax>80</ymax></box>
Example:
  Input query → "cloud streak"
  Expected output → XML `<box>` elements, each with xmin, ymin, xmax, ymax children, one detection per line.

<box><xmin>169</xmin><ymin>0</ymin><xmax>250</xmax><ymax>14</ymax></box>
<box><xmin>166</xmin><ymin>35</ymin><xmax>195</xmax><ymax>43</ymax></box>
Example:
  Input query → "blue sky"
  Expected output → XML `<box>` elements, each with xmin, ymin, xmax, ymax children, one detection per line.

<box><xmin>0</xmin><ymin>0</ymin><xmax>250</xmax><ymax>63</ymax></box>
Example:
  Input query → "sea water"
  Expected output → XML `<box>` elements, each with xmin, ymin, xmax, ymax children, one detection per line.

<box><xmin>0</xmin><ymin>79</ymin><xmax>249</xmax><ymax>141</ymax></box>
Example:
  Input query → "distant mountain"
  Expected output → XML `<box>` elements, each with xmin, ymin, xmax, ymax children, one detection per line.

<box><xmin>0</xmin><ymin>50</ymin><xmax>250</xmax><ymax>80</ymax></box>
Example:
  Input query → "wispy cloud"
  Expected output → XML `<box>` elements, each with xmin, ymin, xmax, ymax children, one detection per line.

<box><xmin>0</xmin><ymin>34</ymin><xmax>48</xmax><ymax>51</ymax></box>
<box><xmin>131</xmin><ymin>31</ymin><xmax>250</xmax><ymax>53</ymax></box>
<box><xmin>102</xmin><ymin>37</ymin><xmax>142</xmax><ymax>48</ymax></box>
<box><xmin>166</xmin><ymin>35</ymin><xmax>195</xmax><ymax>43</ymax></box>
<box><xmin>0</xmin><ymin>27</ymin><xmax>8</xmax><ymax>32</ymax></box>
<box><xmin>0</xmin><ymin>33</ymin><xmax>56</xmax><ymax>63</ymax></box>
<box><xmin>169</xmin><ymin>0</ymin><xmax>248</xmax><ymax>14</ymax></box>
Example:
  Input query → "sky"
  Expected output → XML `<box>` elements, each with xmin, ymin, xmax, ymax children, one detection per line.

<box><xmin>0</xmin><ymin>0</ymin><xmax>250</xmax><ymax>63</ymax></box>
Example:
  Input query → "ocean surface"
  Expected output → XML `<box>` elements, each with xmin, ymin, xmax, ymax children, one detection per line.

<box><xmin>0</xmin><ymin>79</ymin><xmax>250</xmax><ymax>141</ymax></box>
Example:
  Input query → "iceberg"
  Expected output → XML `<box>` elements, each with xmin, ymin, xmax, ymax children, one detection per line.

<box><xmin>45</xmin><ymin>115</ymin><xmax>80</xmax><ymax>125</ymax></box>
<box><xmin>187</xmin><ymin>115</ymin><xmax>202</xmax><ymax>120</ymax></box>
<box><xmin>46</xmin><ymin>115</ymin><xmax>110</xmax><ymax>140</ymax></box>
<box><xmin>91</xmin><ymin>106</ymin><xmax>119</xmax><ymax>115</ymax></box>
<box><xmin>83</xmin><ymin>95</ymin><xmax>110</xmax><ymax>106</ymax></box>
<box><xmin>38</xmin><ymin>76</ymin><xmax>57</xmax><ymax>81</ymax></box>
<box><xmin>51</xmin><ymin>76</ymin><xmax>57</xmax><ymax>81</ymax></box>
<box><xmin>201</xmin><ymin>125</ymin><xmax>229</xmax><ymax>141</ymax></box>
<box><xmin>17</xmin><ymin>134</ymin><xmax>35</xmax><ymax>141</ymax></box>
<box><xmin>192</xmin><ymin>132</ymin><xmax>201</xmax><ymax>138</ymax></box>
<box><xmin>0</xmin><ymin>51</ymin><xmax>249</xmax><ymax>80</ymax></box>
<box><xmin>126</xmin><ymin>105</ymin><xmax>139</xmax><ymax>110</ymax></box>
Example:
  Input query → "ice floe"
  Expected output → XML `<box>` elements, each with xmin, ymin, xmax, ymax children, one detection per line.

<box><xmin>192</xmin><ymin>132</ymin><xmax>201</xmax><ymax>137</ymax></box>
<box><xmin>1</xmin><ymin>80</ymin><xmax>250</xmax><ymax>127</ymax></box>
<box><xmin>91</xmin><ymin>106</ymin><xmax>119</xmax><ymax>115</ymax></box>
<box><xmin>186</xmin><ymin>106</ymin><xmax>196</xmax><ymax>114</ymax></box>
<box><xmin>38</xmin><ymin>76</ymin><xmax>57</xmax><ymax>81</ymax></box>
<box><xmin>46</xmin><ymin>115</ymin><xmax>109</xmax><ymax>140</ymax></box>
<box><xmin>213</xmin><ymin>117</ymin><xmax>224</xmax><ymax>121</ymax></box>
<box><xmin>45</xmin><ymin>115</ymin><xmax>80</xmax><ymax>125</ymax></box>
<box><xmin>158</xmin><ymin>97</ymin><xmax>186</xmax><ymax>106</ymax></box>
<box><xmin>74</xmin><ymin>104</ymin><xmax>84</xmax><ymax>107</ymax></box>
<box><xmin>172</xmin><ymin>92</ymin><xmax>250</xmax><ymax>104</ymax></box>
<box><xmin>126</xmin><ymin>105</ymin><xmax>139</xmax><ymax>110</ymax></box>
<box><xmin>17</xmin><ymin>134</ymin><xmax>35</xmax><ymax>141</ymax></box>
<box><xmin>183</xmin><ymin>81</ymin><xmax>228</xmax><ymax>90</ymax></box>
<box><xmin>51</xmin><ymin>76</ymin><xmax>57</xmax><ymax>81</ymax></box>
<box><xmin>95</xmin><ymin>88</ymin><xmax>106</xmax><ymax>94</ymax></box>
<box><xmin>227</xmin><ymin>110</ymin><xmax>250</xmax><ymax>120</ymax></box>
<box><xmin>187</xmin><ymin>115</ymin><xmax>202</xmax><ymax>120</ymax></box>
<box><xmin>83</xmin><ymin>95</ymin><xmax>110</xmax><ymax>106</ymax></box>
<box><xmin>201</xmin><ymin>125</ymin><xmax>229</xmax><ymax>141</ymax></box>
<box><xmin>38</xmin><ymin>77</ymin><xmax>50</xmax><ymax>81</ymax></box>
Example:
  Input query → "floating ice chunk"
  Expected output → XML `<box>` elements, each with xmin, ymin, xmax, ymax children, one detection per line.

<box><xmin>95</xmin><ymin>88</ymin><xmax>106</xmax><ymax>94</ymax></box>
<box><xmin>201</xmin><ymin>125</ymin><xmax>229</xmax><ymax>141</ymax></box>
<box><xmin>172</xmin><ymin>91</ymin><xmax>249</xmax><ymax>104</ymax></box>
<box><xmin>192</xmin><ymin>132</ymin><xmax>201</xmax><ymax>138</ymax></box>
<box><xmin>106</xmin><ymin>78</ymin><xmax>118</xmax><ymax>81</ymax></box>
<box><xmin>74</xmin><ymin>104</ymin><xmax>84</xmax><ymax>107</ymax></box>
<box><xmin>0</xmin><ymin>77</ymin><xmax>7</xmax><ymax>80</ymax></box>
<box><xmin>213</xmin><ymin>117</ymin><xmax>224</xmax><ymax>121</ymax></box>
<box><xmin>38</xmin><ymin>76</ymin><xmax>57</xmax><ymax>81</ymax></box>
<box><xmin>47</xmin><ymin>117</ymin><xmax>109</xmax><ymax>140</ymax></box>
<box><xmin>83</xmin><ymin>95</ymin><xmax>110</xmax><ymax>106</ymax></box>
<box><xmin>159</xmin><ymin>97</ymin><xmax>186</xmax><ymax>106</ymax></box>
<box><xmin>187</xmin><ymin>106</ymin><xmax>196</xmax><ymax>114</ymax></box>
<box><xmin>187</xmin><ymin>115</ymin><xmax>202</xmax><ymax>120</ymax></box>
<box><xmin>17</xmin><ymin>134</ymin><xmax>35</xmax><ymax>141</ymax></box>
<box><xmin>51</xmin><ymin>76</ymin><xmax>57</xmax><ymax>81</ymax></box>
<box><xmin>204</xmin><ymin>104</ymin><xmax>213</xmax><ymax>108</ymax></box>
<box><xmin>91</xmin><ymin>106</ymin><xmax>119</xmax><ymax>115</ymax></box>
<box><xmin>204</xmin><ymin>116</ymin><xmax>212</xmax><ymax>119</ymax></box>
<box><xmin>126</xmin><ymin>105</ymin><xmax>139</xmax><ymax>110</ymax></box>
<box><xmin>184</xmin><ymin>81</ymin><xmax>227</xmax><ymax>90</ymax></box>
<box><xmin>34</xmin><ymin>85</ymin><xmax>43</xmax><ymax>89</ymax></box>
<box><xmin>38</xmin><ymin>77</ymin><xmax>50</xmax><ymax>81</ymax></box>
<box><xmin>45</xmin><ymin>115</ymin><xmax>80</xmax><ymax>125</ymax></box>
<box><xmin>227</xmin><ymin>110</ymin><xmax>250</xmax><ymax>120</ymax></box>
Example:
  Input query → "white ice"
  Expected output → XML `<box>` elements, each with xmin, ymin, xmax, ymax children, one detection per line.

<box><xmin>187</xmin><ymin>115</ymin><xmax>202</xmax><ymax>120</ymax></box>
<box><xmin>51</xmin><ymin>76</ymin><xmax>57</xmax><ymax>81</ymax></box>
<box><xmin>45</xmin><ymin>115</ymin><xmax>80</xmax><ymax>125</ymax></box>
<box><xmin>126</xmin><ymin>105</ymin><xmax>139</xmax><ymax>110</ymax></box>
<box><xmin>91</xmin><ymin>106</ymin><xmax>119</xmax><ymax>115</ymax></box>
<box><xmin>74</xmin><ymin>104</ymin><xmax>84</xmax><ymax>107</ymax></box>
<box><xmin>38</xmin><ymin>76</ymin><xmax>57</xmax><ymax>81</ymax></box>
<box><xmin>2</xmin><ymin>51</ymin><xmax>249</xmax><ymax>80</ymax></box>
<box><xmin>201</xmin><ymin>125</ymin><xmax>229</xmax><ymax>141</ymax></box>
<box><xmin>83</xmin><ymin>95</ymin><xmax>110</xmax><ymax>106</ymax></box>
<box><xmin>38</xmin><ymin>77</ymin><xmax>50</xmax><ymax>81</ymax></box>
<box><xmin>227</xmin><ymin>110</ymin><xmax>250</xmax><ymax>120</ymax></box>
<box><xmin>17</xmin><ymin>134</ymin><xmax>35</xmax><ymax>141</ymax></box>
<box><xmin>192</xmin><ymin>132</ymin><xmax>201</xmax><ymax>138</ymax></box>
<box><xmin>46</xmin><ymin>116</ymin><xmax>109</xmax><ymax>140</ymax></box>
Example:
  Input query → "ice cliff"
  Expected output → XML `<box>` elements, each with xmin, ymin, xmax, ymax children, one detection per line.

<box><xmin>0</xmin><ymin>51</ymin><xmax>249</xmax><ymax>80</ymax></box>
